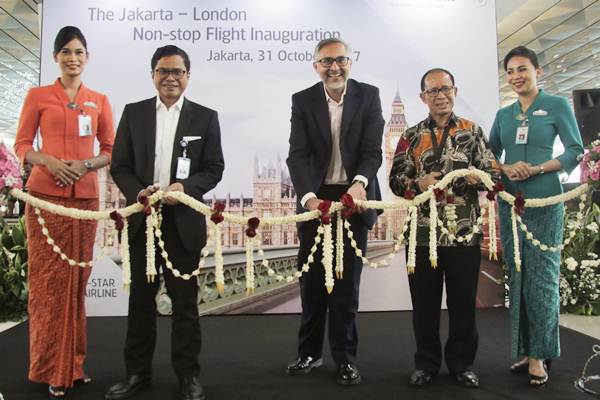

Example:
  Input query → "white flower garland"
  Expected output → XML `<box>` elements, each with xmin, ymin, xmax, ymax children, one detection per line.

<box><xmin>514</xmin><ymin>193</ymin><xmax>587</xmax><ymax>253</ymax></box>
<box><xmin>428</xmin><ymin>193</ymin><xmax>438</xmax><ymax>268</ymax></box>
<box><xmin>297</xmin><ymin>226</ymin><xmax>322</xmax><ymax>275</ymax></box>
<box><xmin>10</xmin><ymin>169</ymin><xmax>589</xmax><ymax>220</ymax></box>
<box><xmin>488</xmin><ymin>199</ymin><xmax>498</xmax><ymax>260</ymax></box>
<box><xmin>244</xmin><ymin>236</ymin><xmax>257</xmax><ymax>295</ymax></box>
<box><xmin>436</xmin><ymin>205</ymin><xmax>486</xmax><ymax>246</ymax></box>
<box><xmin>323</xmin><ymin>222</ymin><xmax>334</xmax><ymax>294</ymax></box>
<box><xmin>10</xmin><ymin>188</ymin><xmax>143</xmax><ymax>219</ymax></box>
<box><xmin>9</xmin><ymin>169</ymin><xmax>593</xmax><ymax>293</ymax></box>
<box><xmin>119</xmin><ymin>218</ymin><xmax>131</xmax><ymax>288</ymax></box>
<box><xmin>33</xmin><ymin>207</ymin><xmax>114</xmax><ymax>267</ymax></box>
<box><xmin>511</xmin><ymin>207</ymin><xmax>522</xmax><ymax>272</ymax></box>
<box><xmin>255</xmin><ymin>236</ymin><xmax>302</xmax><ymax>285</ymax></box>
<box><xmin>214</xmin><ymin>223</ymin><xmax>224</xmax><ymax>294</ymax></box>
<box><xmin>145</xmin><ymin>209</ymin><xmax>157</xmax><ymax>282</ymax></box>
<box><xmin>335</xmin><ymin>212</ymin><xmax>344</xmax><ymax>279</ymax></box>
<box><xmin>442</xmin><ymin>192</ymin><xmax>458</xmax><ymax>237</ymax></box>
<box><xmin>151</xmin><ymin>208</ymin><xmax>203</xmax><ymax>282</ymax></box>
<box><xmin>345</xmin><ymin>209</ymin><xmax>409</xmax><ymax>269</ymax></box>
<box><xmin>407</xmin><ymin>206</ymin><xmax>419</xmax><ymax>274</ymax></box>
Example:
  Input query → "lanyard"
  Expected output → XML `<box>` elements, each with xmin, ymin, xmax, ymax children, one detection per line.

<box><xmin>428</xmin><ymin>120</ymin><xmax>451</xmax><ymax>165</ymax></box>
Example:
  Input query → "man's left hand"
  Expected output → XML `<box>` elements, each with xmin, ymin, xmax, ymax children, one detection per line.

<box><xmin>163</xmin><ymin>182</ymin><xmax>185</xmax><ymax>205</ymax></box>
<box><xmin>346</xmin><ymin>181</ymin><xmax>367</xmax><ymax>213</ymax></box>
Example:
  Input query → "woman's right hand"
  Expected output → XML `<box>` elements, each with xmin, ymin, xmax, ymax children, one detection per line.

<box><xmin>43</xmin><ymin>155</ymin><xmax>81</xmax><ymax>186</ymax></box>
<box><xmin>501</xmin><ymin>161</ymin><xmax>532</xmax><ymax>181</ymax></box>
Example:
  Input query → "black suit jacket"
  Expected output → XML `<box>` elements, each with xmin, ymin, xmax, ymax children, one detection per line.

<box><xmin>110</xmin><ymin>97</ymin><xmax>224</xmax><ymax>253</ymax></box>
<box><xmin>286</xmin><ymin>79</ymin><xmax>384</xmax><ymax>229</ymax></box>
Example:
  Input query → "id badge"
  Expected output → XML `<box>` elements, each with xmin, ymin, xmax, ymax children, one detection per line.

<box><xmin>176</xmin><ymin>157</ymin><xmax>191</xmax><ymax>179</ymax></box>
<box><xmin>78</xmin><ymin>114</ymin><xmax>92</xmax><ymax>137</ymax></box>
<box><xmin>515</xmin><ymin>126</ymin><xmax>528</xmax><ymax>145</ymax></box>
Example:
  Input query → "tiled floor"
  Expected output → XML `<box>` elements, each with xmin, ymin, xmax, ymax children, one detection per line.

<box><xmin>560</xmin><ymin>314</ymin><xmax>600</xmax><ymax>340</ymax></box>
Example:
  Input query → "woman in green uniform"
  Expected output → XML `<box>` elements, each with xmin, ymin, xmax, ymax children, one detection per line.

<box><xmin>489</xmin><ymin>46</ymin><xmax>583</xmax><ymax>386</ymax></box>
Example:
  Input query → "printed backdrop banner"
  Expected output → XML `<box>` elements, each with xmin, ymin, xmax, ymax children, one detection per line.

<box><xmin>40</xmin><ymin>0</ymin><xmax>501</xmax><ymax>316</ymax></box>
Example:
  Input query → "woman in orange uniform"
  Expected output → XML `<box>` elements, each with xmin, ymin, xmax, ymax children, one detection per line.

<box><xmin>14</xmin><ymin>26</ymin><xmax>114</xmax><ymax>397</ymax></box>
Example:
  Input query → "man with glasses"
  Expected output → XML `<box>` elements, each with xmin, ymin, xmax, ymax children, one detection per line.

<box><xmin>389</xmin><ymin>68</ymin><xmax>498</xmax><ymax>388</ymax></box>
<box><xmin>285</xmin><ymin>38</ymin><xmax>384</xmax><ymax>385</ymax></box>
<box><xmin>106</xmin><ymin>45</ymin><xmax>224</xmax><ymax>400</ymax></box>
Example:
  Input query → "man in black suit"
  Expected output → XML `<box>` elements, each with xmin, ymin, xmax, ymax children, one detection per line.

<box><xmin>106</xmin><ymin>45</ymin><xmax>224</xmax><ymax>400</ymax></box>
<box><xmin>285</xmin><ymin>38</ymin><xmax>384</xmax><ymax>385</ymax></box>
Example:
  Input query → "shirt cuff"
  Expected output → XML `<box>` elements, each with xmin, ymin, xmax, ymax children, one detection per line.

<box><xmin>352</xmin><ymin>175</ymin><xmax>368</xmax><ymax>188</ymax></box>
<box><xmin>301</xmin><ymin>192</ymin><xmax>317</xmax><ymax>209</ymax></box>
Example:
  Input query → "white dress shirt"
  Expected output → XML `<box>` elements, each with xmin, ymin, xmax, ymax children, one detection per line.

<box><xmin>154</xmin><ymin>95</ymin><xmax>184</xmax><ymax>190</ymax></box>
<box><xmin>300</xmin><ymin>85</ymin><xmax>368</xmax><ymax>208</ymax></box>
<box><xmin>324</xmin><ymin>86</ymin><xmax>349</xmax><ymax>185</ymax></box>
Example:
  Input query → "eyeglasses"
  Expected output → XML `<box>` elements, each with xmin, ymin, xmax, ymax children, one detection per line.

<box><xmin>154</xmin><ymin>68</ymin><xmax>187</xmax><ymax>79</ymax></box>
<box><xmin>423</xmin><ymin>86</ymin><xmax>455</xmax><ymax>97</ymax></box>
<box><xmin>315</xmin><ymin>56</ymin><xmax>351</xmax><ymax>68</ymax></box>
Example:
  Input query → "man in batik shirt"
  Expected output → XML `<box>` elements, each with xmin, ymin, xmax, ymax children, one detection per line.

<box><xmin>389</xmin><ymin>68</ymin><xmax>499</xmax><ymax>389</ymax></box>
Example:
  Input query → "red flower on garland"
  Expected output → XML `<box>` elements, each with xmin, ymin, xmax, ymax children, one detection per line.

<box><xmin>245</xmin><ymin>217</ymin><xmax>261</xmax><ymax>237</ymax></box>
<box><xmin>210</xmin><ymin>213</ymin><xmax>224</xmax><ymax>224</ymax></box>
<box><xmin>317</xmin><ymin>199</ymin><xmax>331</xmax><ymax>213</ymax></box>
<box><xmin>138</xmin><ymin>195</ymin><xmax>153</xmax><ymax>216</ymax></box>
<box><xmin>433</xmin><ymin>188</ymin><xmax>445</xmax><ymax>202</ymax></box>
<box><xmin>492</xmin><ymin>182</ymin><xmax>505</xmax><ymax>192</ymax></box>
<box><xmin>138</xmin><ymin>195</ymin><xmax>149</xmax><ymax>206</ymax></box>
<box><xmin>109</xmin><ymin>210</ymin><xmax>125</xmax><ymax>231</ymax></box>
<box><xmin>403</xmin><ymin>189</ymin><xmax>416</xmax><ymax>200</ymax></box>
<box><xmin>213</xmin><ymin>201</ymin><xmax>226</xmax><ymax>213</ymax></box>
<box><xmin>210</xmin><ymin>201</ymin><xmax>226</xmax><ymax>224</ymax></box>
<box><xmin>487</xmin><ymin>181</ymin><xmax>506</xmax><ymax>201</ymax></box>
<box><xmin>514</xmin><ymin>191</ymin><xmax>526</xmax><ymax>215</ymax></box>
<box><xmin>340</xmin><ymin>193</ymin><xmax>356</xmax><ymax>219</ymax></box>
<box><xmin>318</xmin><ymin>200</ymin><xmax>332</xmax><ymax>224</ymax></box>
<box><xmin>446</xmin><ymin>194</ymin><xmax>455</xmax><ymax>204</ymax></box>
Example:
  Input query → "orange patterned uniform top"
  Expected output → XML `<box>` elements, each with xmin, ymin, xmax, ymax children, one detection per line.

<box><xmin>14</xmin><ymin>79</ymin><xmax>115</xmax><ymax>199</ymax></box>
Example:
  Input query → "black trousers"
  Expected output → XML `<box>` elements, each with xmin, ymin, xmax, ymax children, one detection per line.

<box><xmin>408</xmin><ymin>245</ymin><xmax>480</xmax><ymax>374</ymax></box>
<box><xmin>124</xmin><ymin>206</ymin><xmax>202</xmax><ymax>379</ymax></box>
<box><xmin>296</xmin><ymin>185</ymin><xmax>368</xmax><ymax>364</ymax></box>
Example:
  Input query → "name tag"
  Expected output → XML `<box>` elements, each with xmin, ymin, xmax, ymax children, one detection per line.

<box><xmin>515</xmin><ymin>126</ymin><xmax>528</xmax><ymax>145</ymax></box>
<box><xmin>78</xmin><ymin>114</ymin><xmax>92</xmax><ymax>137</ymax></box>
<box><xmin>532</xmin><ymin>109</ymin><xmax>548</xmax><ymax>116</ymax></box>
<box><xmin>176</xmin><ymin>157</ymin><xmax>191</xmax><ymax>179</ymax></box>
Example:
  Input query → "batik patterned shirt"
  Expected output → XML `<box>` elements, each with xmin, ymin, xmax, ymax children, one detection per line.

<box><xmin>389</xmin><ymin>113</ymin><xmax>499</xmax><ymax>246</ymax></box>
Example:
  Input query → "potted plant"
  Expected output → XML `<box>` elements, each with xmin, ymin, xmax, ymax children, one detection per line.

<box><xmin>0</xmin><ymin>216</ymin><xmax>28</xmax><ymax>321</ymax></box>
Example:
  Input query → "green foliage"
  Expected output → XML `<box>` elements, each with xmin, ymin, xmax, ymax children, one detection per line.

<box><xmin>0</xmin><ymin>216</ymin><xmax>28</xmax><ymax>321</ymax></box>
<box><xmin>560</xmin><ymin>201</ymin><xmax>600</xmax><ymax>315</ymax></box>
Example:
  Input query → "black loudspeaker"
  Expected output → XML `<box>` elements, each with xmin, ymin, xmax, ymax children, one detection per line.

<box><xmin>573</xmin><ymin>89</ymin><xmax>600</xmax><ymax>146</ymax></box>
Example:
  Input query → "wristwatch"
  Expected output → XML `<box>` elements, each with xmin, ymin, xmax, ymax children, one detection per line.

<box><xmin>84</xmin><ymin>159</ymin><xmax>93</xmax><ymax>170</ymax></box>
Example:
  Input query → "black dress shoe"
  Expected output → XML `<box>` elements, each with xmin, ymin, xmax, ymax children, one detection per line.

<box><xmin>179</xmin><ymin>375</ymin><xmax>206</xmax><ymax>400</ymax></box>
<box><xmin>454</xmin><ymin>370</ymin><xmax>480</xmax><ymax>388</ymax></box>
<box><xmin>286</xmin><ymin>356</ymin><xmax>323</xmax><ymax>375</ymax></box>
<box><xmin>337</xmin><ymin>363</ymin><xmax>361</xmax><ymax>385</ymax></box>
<box><xmin>409</xmin><ymin>369</ymin><xmax>434</xmax><ymax>387</ymax></box>
<box><xmin>105</xmin><ymin>374</ymin><xmax>151</xmax><ymax>400</ymax></box>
